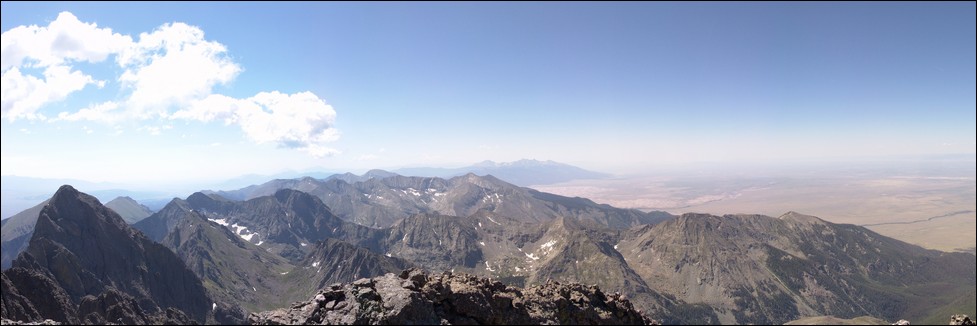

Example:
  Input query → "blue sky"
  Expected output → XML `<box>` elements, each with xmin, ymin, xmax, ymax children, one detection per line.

<box><xmin>1</xmin><ymin>2</ymin><xmax>974</xmax><ymax>184</ymax></box>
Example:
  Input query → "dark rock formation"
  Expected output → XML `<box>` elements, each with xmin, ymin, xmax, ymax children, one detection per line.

<box><xmin>249</xmin><ymin>268</ymin><xmax>657</xmax><ymax>325</ymax></box>
<box><xmin>0</xmin><ymin>268</ymin><xmax>75</xmax><ymax>324</ymax></box>
<box><xmin>4</xmin><ymin>185</ymin><xmax>212</xmax><ymax>324</ymax></box>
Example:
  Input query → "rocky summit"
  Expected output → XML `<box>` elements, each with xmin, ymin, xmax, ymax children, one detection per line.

<box><xmin>248</xmin><ymin>268</ymin><xmax>657</xmax><ymax>325</ymax></box>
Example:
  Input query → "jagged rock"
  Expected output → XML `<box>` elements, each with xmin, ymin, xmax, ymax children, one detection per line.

<box><xmin>950</xmin><ymin>315</ymin><xmax>975</xmax><ymax>325</ymax></box>
<box><xmin>3</xmin><ymin>186</ymin><xmax>212</xmax><ymax>324</ymax></box>
<box><xmin>249</xmin><ymin>268</ymin><xmax>658</xmax><ymax>325</ymax></box>
<box><xmin>0</xmin><ymin>268</ymin><xmax>76</xmax><ymax>324</ymax></box>
<box><xmin>0</xmin><ymin>319</ymin><xmax>60</xmax><ymax>325</ymax></box>
<box><xmin>77</xmin><ymin>288</ymin><xmax>152</xmax><ymax>325</ymax></box>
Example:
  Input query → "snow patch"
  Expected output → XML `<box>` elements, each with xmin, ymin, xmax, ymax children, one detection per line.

<box><xmin>525</xmin><ymin>253</ymin><xmax>540</xmax><ymax>261</ymax></box>
<box><xmin>614</xmin><ymin>244</ymin><xmax>619</xmax><ymax>250</ymax></box>
<box><xmin>208</xmin><ymin>218</ymin><xmax>230</xmax><ymax>226</ymax></box>
<box><xmin>212</xmin><ymin>303</ymin><xmax>216</xmax><ymax>311</ymax></box>
<box><xmin>256</xmin><ymin>241</ymin><xmax>264</xmax><ymax>246</ymax></box>
<box><xmin>479</xmin><ymin>222</ymin><xmax>483</xmax><ymax>228</ymax></box>
<box><xmin>301</xmin><ymin>242</ymin><xmax>308</xmax><ymax>247</ymax></box>
<box><xmin>280</xmin><ymin>271</ymin><xmax>289</xmax><ymax>275</ymax></box>
<box><xmin>486</xmin><ymin>215</ymin><xmax>501</xmax><ymax>225</ymax></box>
<box><xmin>252</xmin><ymin>286</ymin><xmax>257</xmax><ymax>292</ymax></box>
<box><xmin>540</xmin><ymin>240</ymin><xmax>557</xmax><ymax>251</ymax></box>
<box><xmin>239</xmin><ymin>231</ymin><xmax>257</xmax><ymax>241</ymax></box>
<box><xmin>385</xmin><ymin>253</ymin><xmax>392</xmax><ymax>258</ymax></box>
<box><xmin>312</xmin><ymin>261</ymin><xmax>320</xmax><ymax>268</ymax></box>
<box><xmin>479</xmin><ymin>241</ymin><xmax>485</xmax><ymax>246</ymax></box>
<box><xmin>485</xmin><ymin>262</ymin><xmax>495</xmax><ymax>272</ymax></box>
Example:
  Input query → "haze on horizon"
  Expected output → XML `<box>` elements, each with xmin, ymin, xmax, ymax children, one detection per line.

<box><xmin>1</xmin><ymin>2</ymin><xmax>974</xmax><ymax>185</ymax></box>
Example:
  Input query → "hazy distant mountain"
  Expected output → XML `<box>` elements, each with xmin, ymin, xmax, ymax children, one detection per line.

<box><xmin>213</xmin><ymin>173</ymin><xmax>669</xmax><ymax>229</ymax></box>
<box><xmin>2</xmin><ymin>186</ymin><xmax>213</xmax><ymax>324</ymax></box>
<box><xmin>328</xmin><ymin>169</ymin><xmax>401</xmax><ymax>184</ymax></box>
<box><xmin>394</xmin><ymin>159</ymin><xmax>610</xmax><ymax>186</ymax></box>
<box><xmin>0</xmin><ymin>200</ymin><xmax>48</xmax><ymax>269</ymax></box>
<box><xmin>208</xmin><ymin>170</ymin><xmax>339</xmax><ymax>191</ymax></box>
<box><xmin>1</xmin><ymin>175</ymin><xmax>174</xmax><ymax>219</ymax></box>
<box><xmin>104</xmin><ymin>196</ymin><xmax>153</xmax><ymax>224</ymax></box>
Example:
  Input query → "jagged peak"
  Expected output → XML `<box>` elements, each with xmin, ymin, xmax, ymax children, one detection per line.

<box><xmin>49</xmin><ymin>185</ymin><xmax>82</xmax><ymax>203</ymax></box>
<box><xmin>41</xmin><ymin>185</ymin><xmax>123</xmax><ymax>228</ymax></box>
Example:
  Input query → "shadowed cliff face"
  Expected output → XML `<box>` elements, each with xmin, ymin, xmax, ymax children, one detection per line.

<box><xmin>5</xmin><ymin>185</ymin><xmax>212</xmax><ymax>324</ymax></box>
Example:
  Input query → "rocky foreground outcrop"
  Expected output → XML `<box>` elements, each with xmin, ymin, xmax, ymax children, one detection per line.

<box><xmin>249</xmin><ymin>268</ymin><xmax>657</xmax><ymax>325</ymax></box>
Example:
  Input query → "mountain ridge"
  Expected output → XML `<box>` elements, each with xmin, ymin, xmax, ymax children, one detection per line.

<box><xmin>3</xmin><ymin>185</ymin><xmax>216</xmax><ymax>324</ymax></box>
<box><xmin>393</xmin><ymin>159</ymin><xmax>610</xmax><ymax>186</ymax></box>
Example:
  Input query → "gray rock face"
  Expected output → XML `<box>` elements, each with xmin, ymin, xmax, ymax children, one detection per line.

<box><xmin>951</xmin><ymin>314</ymin><xmax>975</xmax><ymax>325</ymax></box>
<box><xmin>5</xmin><ymin>185</ymin><xmax>212</xmax><ymax>324</ymax></box>
<box><xmin>249</xmin><ymin>268</ymin><xmax>657</xmax><ymax>325</ymax></box>
<box><xmin>0</xmin><ymin>268</ymin><xmax>75</xmax><ymax>324</ymax></box>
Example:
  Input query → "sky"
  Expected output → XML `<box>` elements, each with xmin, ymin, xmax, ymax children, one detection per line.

<box><xmin>1</xmin><ymin>2</ymin><xmax>974</xmax><ymax>185</ymax></box>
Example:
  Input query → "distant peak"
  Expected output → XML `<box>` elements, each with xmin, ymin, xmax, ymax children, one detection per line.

<box><xmin>364</xmin><ymin>169</ymin><xmax>398</xmax><ymax>177</ymax></box>
<box><xmin>778</xmin><ymin>211</ymin><xmax>827</xmax><ymax>224</ymax></box>
<box><xmin>186</xmin><ymin>192</ymin><xmax>217</xmax><ymax>202</ymax></box>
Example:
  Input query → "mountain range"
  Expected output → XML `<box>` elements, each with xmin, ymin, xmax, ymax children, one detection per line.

<box><xmin>394</xmin><ymin>159</ymin><xmax>610</xmax><ymax>186</ymax></box>
<box><xmin>2</xmin><ymin>172</ymin><xmax>974</xmax><ymax>325</ymax></box>
<box><xmin>209</xmin><ymin>171</ymin><xmax>667</xmax><ymax>229</ymax></box>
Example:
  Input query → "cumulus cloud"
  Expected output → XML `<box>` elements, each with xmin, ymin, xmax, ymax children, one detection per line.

<box><xmin>56</xmin><ymin>101</ymin><xmax>121</xmax><ymax>122</ymax></box>
<box><xmin>2</xmin><ymin>65</ymin><xmax>95</xmax><ymax>121</ymax></box>
<box><xmin>1</xmin><ymin>12</ymin><xmax>131</xmax><ymax>70</ymax></box>
<box><xmin>117</xmin><ymin>22</ymin><xmax>241</xmax><ymax>119</ymax></box>
<box><xmin>1</xmin><ymin>12</ymin><xmax>129</xmax><ymax>121</ymax></box>
<box><xmin>2</xmin><ymin>11</ymin><xmax>340</xmax><ymax>157</ymax></box>
<box><xmin>172</xmin><ymin>91</ymin><xmax>340</xmax><ymax>157</ymax></box>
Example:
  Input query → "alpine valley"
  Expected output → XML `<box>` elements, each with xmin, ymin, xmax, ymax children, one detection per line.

<box><xmin>1</xmin><ymin>166</ymin><xmax>974</xmax><ymax>325</ymax></box>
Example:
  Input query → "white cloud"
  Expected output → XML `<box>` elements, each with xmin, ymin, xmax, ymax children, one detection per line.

<box><xmin>56</xmin><ymin>101</ymin><xmax>120</xmax><ymax>122</ymax></box>
<box><xmin>1</xmin><ymin>12</ymin><xmax>129</xmax><ymax>121</ymax></box>
<box><xmin>2</xmin><ymin>12</ymin><xmax>340</xmax><ymax>157</ymax></box>
<box><xmin>117</xmin><ymin>22</ymin><xmax>240</xmax><ymax>119</ymax></box>
<box><xmin>2</xmin><ymin>65</ymin><xmax>94</xmax><ymax>121</ymax></box>
<box><xmin>1</xmin><ymin>12</ymin><xmax>131</xmax><ymax>70</ymax></box>
<box><xmin>173</xmin><ymin>91</ymin><xmax>340</xmax><ymax>157</ymax></box>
